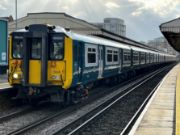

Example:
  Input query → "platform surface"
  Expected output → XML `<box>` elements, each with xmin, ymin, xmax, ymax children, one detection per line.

<box><xmin>130</xmin><ymin>64</ymin><xmax>180</xmax><ymax>135</ymax></box>
<box><xmin>0</xmin><ymin>74</ymin><xmax>10</xmax><ymax>90</ymax></box>
<box><xmin>0</xmin><ymin>74</ymin><xmax>7</xmax><ymax>83</ymax></box>
<box><xmin>0</xmin><ymin>83</ymin><xmax>11</xmax><ymax>90</ymax></box>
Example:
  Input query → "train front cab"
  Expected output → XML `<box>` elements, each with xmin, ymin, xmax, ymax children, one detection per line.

<box><xmin>8</xmin><ymin>25</ymin><xmax>73</xmax><ymax>101</ymax></box>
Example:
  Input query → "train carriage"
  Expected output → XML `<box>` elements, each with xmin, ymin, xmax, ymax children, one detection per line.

<box><xmin>8</xmin><ymin>24</ymin><xmax>176</xmax><ymax>104</ymax></box>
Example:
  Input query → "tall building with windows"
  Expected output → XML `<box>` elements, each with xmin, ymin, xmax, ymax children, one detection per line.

<box><xmin>93</xmin><ymin>18</ymin><xmax>126</xmax><ymax>37</ymax></box>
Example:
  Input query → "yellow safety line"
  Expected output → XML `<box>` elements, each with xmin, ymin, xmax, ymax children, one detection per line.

<box><xmin>176</xmin><ymin>70</ymin><xmax>180</xmax><ymax>135</ymax></box>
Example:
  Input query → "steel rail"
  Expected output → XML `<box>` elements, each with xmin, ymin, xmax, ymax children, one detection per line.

<box><xmin>0</xmin><ymin>107</ymin><xmax>32</xmax><ymax>123</ymax></box>
<box><xmin>53</xmin><ymin>65</ymin><xmax>172</xmax><ymax>135</ymax></box>
<box><xmin>6</xmin><ymin>65</ymin><xmax>173</xmax><ymax>135</ymax></box>
<box><xmin>120</xmin><ymin>81</ymin><xmax>161</xmax><ymax>135</ymax></box>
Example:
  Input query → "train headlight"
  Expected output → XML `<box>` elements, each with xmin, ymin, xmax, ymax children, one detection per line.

<box><xmin>13</xmin><ymin>73</ymin><xmax>19</xmax><ymax>79</ymax></box>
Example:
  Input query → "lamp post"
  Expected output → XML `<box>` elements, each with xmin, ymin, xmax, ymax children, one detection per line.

<box><xmin>15</xmin><ymin>0</ymin><xmax>17</xmax><ymax>30</ymax></box>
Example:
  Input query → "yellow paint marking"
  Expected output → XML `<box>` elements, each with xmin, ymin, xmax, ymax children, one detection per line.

<box><xmin>176</xmin><ymin>71</ymin><xmax>180</xmax><ymax>135</ymax></box>
<box><xmin>62</xmin><ymin>37</ymin><xmax>73</xmax><ymax>89</ymax></box>
<box><xmin>29</xmin><ymin>60</ymin><xmax>41</xmax><ymax>84</ymax></box>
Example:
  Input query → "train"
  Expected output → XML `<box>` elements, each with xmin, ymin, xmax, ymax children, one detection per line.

<box><xmin>0</xmin><ymin>19</ymin><xmax>8</xmax><ymax>74</ymax></box>
<box><xmin>8</xmin><ymin>24</ymin><xmax>176</xmax><ymax>104</ymax></box>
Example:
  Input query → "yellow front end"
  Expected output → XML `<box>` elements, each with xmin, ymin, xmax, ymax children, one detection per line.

<box><xmin>9</xmin><ymin>35</ymin><xmax>73</xmax><ymax>90</ymax></box>
<box><xmin>28</xmin><ymin>60</ymin><xmax>41</xmax><ymax>84</ymax></box>
<box><xmin>8</xmin><ymin>36</ymin><xmax>23</xmax><ymax>84</ymax></box>
<box><xmin>47</xmin><ymin>37</ymin><xmax>73</xmax><ymax>89</ymax></box>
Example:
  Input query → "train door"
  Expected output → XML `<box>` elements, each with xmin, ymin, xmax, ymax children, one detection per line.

<box><xmin>23</xmin><ymin>34</ymin><xmax>47</xmax><ymax>86</ymax></box>
<box><xmin>77</xmin><ymin>42</ymin><xmax>83</xmax><ymax>82</ymax></box>
<box><xmin>98</xmin><ymin>46</ymin><xmax>104</xmax><ymax>78</ymax></box>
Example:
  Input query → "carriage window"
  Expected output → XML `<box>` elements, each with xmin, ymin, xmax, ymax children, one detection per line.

<box><xmin>123</xmin><ymin>51</ymin><xmax>131</xmax><ymax>62</ymax></box>
<box><xmin>146</xmin><ymin>53</ymin><xmax>149</xmax><ymax>63</ymax></box>
<box><xmin>113</xmin><ymin>51</ymin><xmax>118</xmax><ymax>62</ymax></box>
<box><xmin>133</xmin><ymin>51</ymin><xmax>139</xmax><ymax>63</ymax></box>
<box><xmin>106</xmin><ymin>48</ymin><xmax>119</xmax><ymax>65</ymax></box>
<box><xmin>150</xmin><ymin>54</ymin><xmax>154</xmax><ymax>63</ymax></box>
<box><xmin>107</xmin><ymin>50</ymin><xmax>113</xmax><ymax>62</ymax></box>
<box><xmin>87</xmin><ymin>48</ymin><xmax>96</xmax><ymax>63</ymax></box>
<box><xmin>50</xmin><ymin>36</ymin><xmax>64</xmax><ymax>60</ymax></box>
<box><xmin>85</xmin><ymin>44</ymin><xmax>98</xmax><ymax>67</ymax></box>
<box><xmin>13</xmin><ymin>36</ymin><xmax>23</xmax><ymax>58</ymax></box>
<box><xmin>140</xmin><ymin>53</ymin><xmax>145</xmax><ymax>63</ymax></box>
<box><xmin>30</xmin><ymin>38</ymin><xmax>42</xmax><ymax>59</ymax></box>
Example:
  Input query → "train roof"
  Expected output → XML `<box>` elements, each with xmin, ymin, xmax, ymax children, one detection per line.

<box><xmin>54</xmin><ymin>26</ymin><xmax>154</xmax><ymax>52</ymax></box>
<box><xmin>56</xmin><ymin>27</ymin><xmax>163</xmax><ymax>54</ymax></box>
<box><xmin>13</xmin><ymin>25</ymin><xmax>175</xmax><ymax>56</ymax></box>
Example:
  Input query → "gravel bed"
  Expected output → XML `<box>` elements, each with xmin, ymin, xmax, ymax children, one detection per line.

<box><xmin>0</xmin><ymin>92</ymin><xmax>15</xmax><ymax>112</ymax></box>
<box><xmin>66</xmin><ymin>68</ymin><xmax>170</xmax><ymax>135</ymax></box>
<box><xmin>0</xmin><ymin>88</ymin><xmax>20</xmax><ymax>115</ymax></box>
<box><xmin>21</xmin><ymin>70</ymin><xmax>155</xmax><ymax>135</ymax></box>
<box><xmin>0</xmin><ymin>102</ymin><xmax>62</xmax><ymax>135</ymax></box>
<box><xmin>0</xmin><ymin>65</ymin><xmax>171</xmax><ymax>135</ymax></box>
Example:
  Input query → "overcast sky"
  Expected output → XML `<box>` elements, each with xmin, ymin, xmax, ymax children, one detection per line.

<box><xmin>0</xmin><ymin>0</ymin><xmax>180</xmax><ymax>42</ymax></box>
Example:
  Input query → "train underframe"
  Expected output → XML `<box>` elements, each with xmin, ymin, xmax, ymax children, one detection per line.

<box><xmin>13</xmin><ymin>62</ymin><xmax>174</xmax><ymax>106</ymax></box>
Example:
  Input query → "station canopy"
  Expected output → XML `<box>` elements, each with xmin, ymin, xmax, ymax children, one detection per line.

<box><xmin>160</xmin><ymin>17</ymin><xmax>180</xmax><ymax>52</ymax></box>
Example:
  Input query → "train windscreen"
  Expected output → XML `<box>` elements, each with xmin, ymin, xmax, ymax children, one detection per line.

<box><xmin>49</xmin><ymin>35</ymin><xmax>64</xmax><ymax>60</ymax></box>
<box><xmin>12</xmin><ymin>36</ymin><xmax>23</xmax><ymax>59</ymax></box>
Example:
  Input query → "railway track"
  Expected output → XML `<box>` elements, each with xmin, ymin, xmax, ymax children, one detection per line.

<box><xmin>52</xmin><ymin>64</ymin><xmax>173</xmax><ymax>135</ymax></box>
<box><xmin>0</xmin><ymin>102</ymin><xmax>64</xmax><ymax>135</ymax></box>
<box><xmin>2</xmin><ymin>64</ymin><xmax>174</xmax><ymax>135</ymax></box>
<box><xmin>0</xmin><ymin>107</ymin><xmax>32</xmax><ymax>122</ymax></box>
<box><xmin>120</xmin><ymin>81</ymin><xmax>161</xmax><ymax>135</ymax></box>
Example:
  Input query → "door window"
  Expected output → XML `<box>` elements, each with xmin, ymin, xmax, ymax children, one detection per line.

<box><xmin>30</xmin><ymin>38</ymin><xmax>42</xmax><ymax>59</ymax></box>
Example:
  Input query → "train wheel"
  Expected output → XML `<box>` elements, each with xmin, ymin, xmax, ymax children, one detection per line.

<box><xmin>70</xmin><ymin>88</ymin><xmax>82</xmax><ymax>104</ymax></box>
<box><xmin>70</xmin><ymin>91</ymin><xmax>80</xmax><ymax>104</ymax></box>
<box><xmin>63</xmin><ymin>91</ymin><xmax>71</xmax><ymax>105</ymax></box>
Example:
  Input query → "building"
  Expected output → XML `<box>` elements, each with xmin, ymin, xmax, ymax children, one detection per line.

<box><xmin>93</xmin><ymin>18</ymin><xmax>126</xmax><ymax>37</ymax></box>
<box><xmin>0</xmin><ymin>15</ymin><xmax>13</xmax><ymax>22</ymax></box>
<box><xmin>103</xmin><ymin>18</ymin><xmax>126</xmax><ymax>36</ymax></box>
<box><xmin>8</xmin><ymin>12</ymin><xmax>147</xmax><ymax>49</ymax></box>
<box><xmin>147</xmin><ymin>37</ymin><xmax>177</xmax><ymax>55</ymax></box>
<box><xmin>8</xmin><ymin>12</ymin><xmax>100</xmax><ymax>35</ymax></box>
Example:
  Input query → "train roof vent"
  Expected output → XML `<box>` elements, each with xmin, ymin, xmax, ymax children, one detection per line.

<box><xmin>65</xmin><ymin>27</ymin><xmax>71</xmax><ymax>32</ymax></box>
<box><xmin>47</xmin><ymin>24</ymin><xmax>56</xmax><ymax>30</ymax></box>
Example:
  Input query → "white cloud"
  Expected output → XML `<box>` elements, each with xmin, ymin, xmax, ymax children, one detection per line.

<box><xmin>131</xmin><ymin>10</ymin><xmax>141</xmax><ymax>16</ymax></box>
<box><xmin>0</xmin><ymin>0</ymin><xmax>8</xmax><ymax>11</ymax></box>
<box><xmin>105</xmin><ymin>1</ymin><xmax>120</xmax><ymax>9</ymax></box>
<box><xmin>0</xmin><ymin>4</ymin><xmax>6</xmax><ymax>10</ymax></box>
<box><xmin>1</xmin><ymin>0</ymin><xmax>179</xmax><ymax>41</ymax></box>
<box><xmin>129</xmin><ymin>0</ymin><xmax>180</xmax><ymax>16</ymax></box>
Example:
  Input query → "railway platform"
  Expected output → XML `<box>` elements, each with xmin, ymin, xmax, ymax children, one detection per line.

<box><xmin>0</xmin><ymin>74</ymin><xmax>10</xmax><ymax>90</ymax></box>
<box><xmin>129</xmin><ymin>63</ymin><xmax>180</xmax><ymax>135</ymax></box>
<box><xmin>0</xmin><ymin>74</ymin><xmax>8</xmax><ymax>83</ymax></box>
<box><xmin>0</xmin><ymin>83</ymin><xmax>11</xmax><ymax>90</ymax></box>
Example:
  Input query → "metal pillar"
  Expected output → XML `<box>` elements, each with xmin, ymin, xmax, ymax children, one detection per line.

<box><xmin>15</xmin><ymin>0</ymin><xmax>17</xmax><ymax>30</ymax></box>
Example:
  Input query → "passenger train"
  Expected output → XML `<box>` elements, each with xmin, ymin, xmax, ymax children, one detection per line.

<box><xmin>8</xmin><ymin>24</ymin><xmax>176</xmax><ymax>104</ymax></box>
